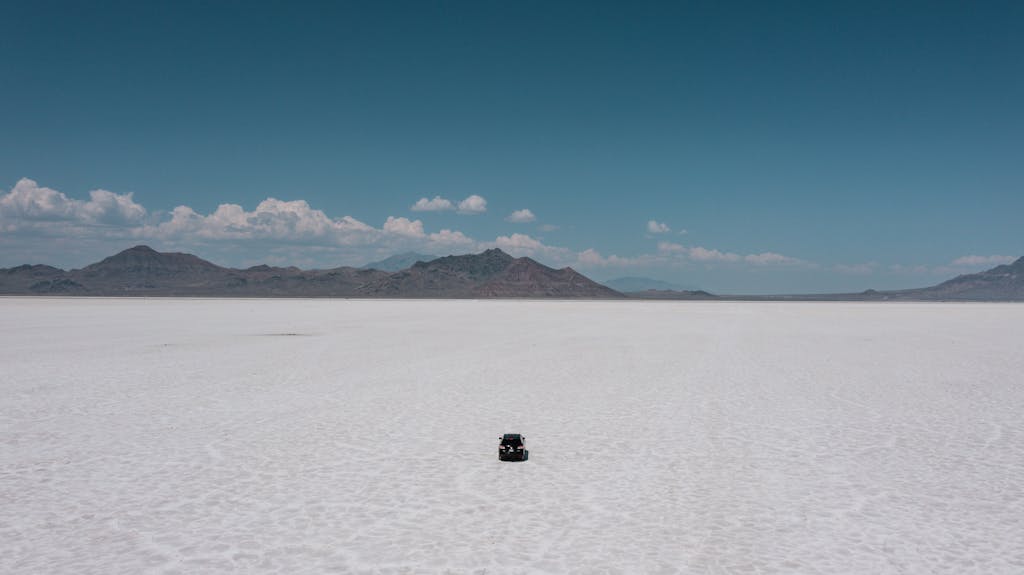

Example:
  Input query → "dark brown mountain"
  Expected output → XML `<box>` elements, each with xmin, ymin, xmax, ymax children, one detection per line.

<box><xmin>79</xmin><ymin>245</ymin><xmax>222</xmax><ymax>277</ymax></box>
<box><xmin>5</xmin><ymin>264</ymin><xmax>65</xmax><ymax>277</ymax></box>
<box><xmin>361</xmin><ymin>248</ymin><xmax>623</xmax><ymax>298</ymax></box>
<box><xmin>475</xmin><ymin>257</ymin><xmax>623</xmax><ymax>298</ymax></box>
<box><xmin>364</xmin><ymin>249</ymin><xmax>514</xmax><ymax>297</ymax></box>
<box><xmin>2</xmin><ymin>264</ymin><xmax>82</xmax><ymax>293</ymax></box>
<box><xmin>0</xmin><ymin>245</ymin><xmax>622</xmax><ymax>298</ymax></box>
<box><xmin>72</xmin><ymin>245</ymin><xmax>232</xmax><ymax>292</ymax></box>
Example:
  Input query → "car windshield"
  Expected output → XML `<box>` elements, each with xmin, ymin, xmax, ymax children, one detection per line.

<box><xmin>502</xmin><ymin>437</ymin><xmax>522</xmax><ymax>447</ymax></box>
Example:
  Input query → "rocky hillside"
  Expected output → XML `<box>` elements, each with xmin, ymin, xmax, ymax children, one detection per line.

<box><xmin>362</xmin><ymin>249</ymin><xmax>623</xmax><ymax>298</ymax></box>
<box><xmin>896</xmin><ymin>256</ymin><xmax>1024</xmax><ymax>301</ymax></box>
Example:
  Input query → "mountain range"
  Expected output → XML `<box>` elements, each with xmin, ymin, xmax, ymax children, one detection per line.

<box><xmin>0</xmin><ymin>245</ymin><xmax>621</xmax><ymax>298</ymax></box>
<box><xmin>1</xmin><ymin>246</ymin><xmax>1022</xmax><ymax>300</ymax></box>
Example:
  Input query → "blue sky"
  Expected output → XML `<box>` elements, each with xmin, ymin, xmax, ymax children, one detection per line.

<box><xmin>2</xmin><ymin>1</ymin><xmax>1021</xmax><ymax>293</ymax></box>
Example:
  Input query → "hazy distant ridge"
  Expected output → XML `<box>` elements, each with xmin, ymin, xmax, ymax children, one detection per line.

<box><xmin>603</xmin><ymin>276</ymin><xmax>697</xmax><ymax>292</ymax></box>
<box><xmin>360</xmin><ymin>252</ymin><xmax>438</xmax><ymax>272</ymax></box>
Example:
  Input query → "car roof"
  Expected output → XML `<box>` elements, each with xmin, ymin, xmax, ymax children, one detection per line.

<box><xmin>502</xmin><ymin>433</ymin><xmax>522</xmax><ymax>439</ymax></box>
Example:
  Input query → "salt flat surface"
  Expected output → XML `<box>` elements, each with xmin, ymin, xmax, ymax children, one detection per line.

<box><xmin>2</xmin><ymin>298</ymin><xmax>1023</xmax><ymax>574</ymax></box>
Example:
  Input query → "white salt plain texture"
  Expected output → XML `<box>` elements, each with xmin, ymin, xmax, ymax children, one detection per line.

<box><xmin>2</xmin><ymin>298</ymin><xmax>1023</xmax><ymax>574</ymax></box>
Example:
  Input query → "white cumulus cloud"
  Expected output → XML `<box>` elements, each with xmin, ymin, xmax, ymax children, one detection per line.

<box><xmin>457</xmin><ymin>195</ymin><xmax>487</xmax><ymax>214</ymax></box>
<box><xmin>576</xmin><ymin>249</ymin><xmax>656</xmax><ymax>267</ymax></box>
<box><xmin>491</xmin><ymin>233</ymin><xmax>572</xmax><ymax>262</ymax></box>
<box><xmin>411</xmin><ymin>196</ymin><xmax>455</xmax><ymax>212</ymax></box>
<box><xmin>647</xmin><ymin>220</ymin><xmax>670</xmax><ymax>234</ymax></box>
<box><xmin>495</xmin><ymin>233</ymin><xmax>544</xmax><ymax>253</ymax></box>
<box><xmin>81</xmin><ymin>189</ymin><xmax>148</xmax><ymax>224</ymax></box>
<box><xmin>427</xmin><ymin>229</ymin><xmax>476</xmax><ymax>249</ymax></box>
<box><xmin>506</xmin><ymin>209</ymin><xmax>536</xmax><ymax>223</ymax></box>
<box><xmin>0</xmin><ymin>177</ymin><xmax>147</xmax><ymax>225</ymax></box>
<box><xmin>382</xmin><ymin>216</ymin><xmax>426</xmax><ymax>238</ymax></box>
<box><xmin>0</xmin><ymin>178</ymin><xmax>79</xmax><ymax>221</ymax></box>
<box><xmin>149</xmin><ymin>198</ymin><xmax>379</xmax><ymax>244</ymax></box>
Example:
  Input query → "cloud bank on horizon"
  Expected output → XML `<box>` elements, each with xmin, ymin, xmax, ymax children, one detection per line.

<box><xmin>0</xmin><ymin>178</ymin><xmax>1014</xmax><ymax>291</ymax></box>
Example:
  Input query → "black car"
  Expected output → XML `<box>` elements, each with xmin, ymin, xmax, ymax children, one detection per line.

<box><xmin>499</xmin><ymin>433</ymin><xmax>528</xmax><ymax>461</ymax></box>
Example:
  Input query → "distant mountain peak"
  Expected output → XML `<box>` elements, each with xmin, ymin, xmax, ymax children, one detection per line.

<box><xmin>412</xmin><ymin>248</ymin><xmax>514</xmax><ymax>277</ymax></box>
<box><xmin>80</xmin><ymin>244</ymin><xmax>222</xmax><ymax>277</ymax></box>
<box><xmin>369</xmin><ymin>248</ymin><xmax>621</xmax><ymax>298</ymax></box>
<box><xmin>4</xmin><ymin>264</ymin><xmax>65</xmax><ymax>276</ymax></box>
<box><xmin>361</xmin><ymin>252</ymin><xmax>438</xmax><ymax>272</ymax></box>
<box><xmin>123</xmin><ymin>245</ymin><xmax>158</xmax><ymax>254</ymax></box>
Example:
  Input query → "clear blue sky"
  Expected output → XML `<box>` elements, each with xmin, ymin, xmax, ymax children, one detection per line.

<box><xmin>2</xmin><ymin>1</ymin><xmax>1021</xmax><ymax>293</ymax></box>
